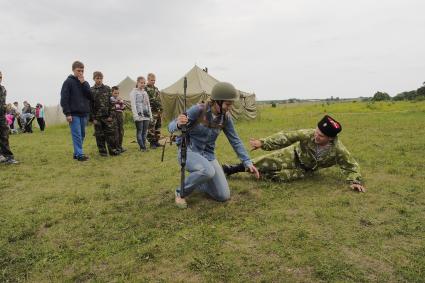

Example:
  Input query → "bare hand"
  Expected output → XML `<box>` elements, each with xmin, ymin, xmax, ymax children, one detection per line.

<box><xmin>248</xmin><ymin>164</ymin><xmax>260</xmax><ymax>179</ymax></box>
<box><xmin>66</xmin><ymin>115</ymin><xmax>72</xmax><ymax>123</ymax></box>
<box><xmin>107</xmin><ymin>117</ymin><xmax>112</xmax><ymax>122</ymax></box>
<box><xmin>177</xmin><ymin>114</ymin><xmax>188</xmax><ymax>127</ymax></box>
<box><xmin>93</xmin><ymin>119</ymin><xmax>98</xmax><ymax>125</ymax></box>
<box><xmin>249</xmin><ymin>138</ymin><xmax>262</xmax><ymax>151</ymax></box>
<box><xmin>350</xmin><ymin>183</ymin><xmax>366</xmax><ymax>193</ymax></box>
<box><xmin>78</xmin><ymin>75</ymin><xmax>85</xmax><ymax>83</ymax></box>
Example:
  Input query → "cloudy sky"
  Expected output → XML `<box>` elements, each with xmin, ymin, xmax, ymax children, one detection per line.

<box><xmin>1</xmin><ymin>0</ymin><xmax>424</xmax><ymax>105</ymax></box>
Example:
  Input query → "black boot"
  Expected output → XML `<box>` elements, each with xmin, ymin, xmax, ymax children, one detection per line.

<box><xmin>222</xmin><ymin>163</ymin><xmax>245</xmax><ymax>176</ymax></box>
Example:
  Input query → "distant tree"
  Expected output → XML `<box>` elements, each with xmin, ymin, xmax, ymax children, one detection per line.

<box><xmin>372</xmin><ymin>91</ymin><xmax>391</xmax><ymax>101</ymax></box>
<box><xmin>416</xmin><ymin>85</ymin><xmax>425</xmax><ymax>99</ymax></box>
<box><xmin>393</xmin><ymin>90</ymin><xmax>416</xmax><ymax>101</ymax></box>
<box><xmin>271</xmin><ymin>101</ymin><xmax>277</xmax><ymax>108</ymax></box>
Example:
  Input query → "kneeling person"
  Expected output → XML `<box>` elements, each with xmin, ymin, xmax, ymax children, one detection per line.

<box><xmin>223</xmin><ymin>115</ymin><xmax>366</xmax><ymax>192</ymax></box>
<box><xmin>168</xmin><ymin>82</ymin><xmax>259</xmax><ymax>208</ymax></box>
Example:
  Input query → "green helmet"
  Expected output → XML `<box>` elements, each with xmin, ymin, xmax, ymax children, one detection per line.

<box><xmin>211</xmin><ymin>82</ymin><xmax>238</xmax><ymax>101</ymax></box>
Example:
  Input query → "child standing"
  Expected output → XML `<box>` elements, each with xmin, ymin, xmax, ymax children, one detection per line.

<box><xmin>35</xmin><ymin>103</ymin><xmax>46</xmax><ymax>131</ymax></box>
<box><xmin>130</xmin><ymin>76</ymin><xmax>152</xmax><ymax>152</ymax></box>
<box><xmin>110</xmin><ymin>86</ymin><xmax>126</xmax><ymax>153</ymax></box>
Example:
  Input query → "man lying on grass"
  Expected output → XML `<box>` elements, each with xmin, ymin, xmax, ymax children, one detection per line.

<box><xmin>223</xmin><ymin>115</ymin><xmax>366</xmax><ymax>192</ymax></box>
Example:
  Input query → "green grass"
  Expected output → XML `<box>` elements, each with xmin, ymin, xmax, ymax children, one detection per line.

<box><xmin>1</xmin><ymin>101</ymin><xmax>425</xmax><ymax>282</ymax></box>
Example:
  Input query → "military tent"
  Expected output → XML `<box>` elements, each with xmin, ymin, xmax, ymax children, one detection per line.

<box><xmin>44</xmin><ymin>104</ymin><xmax>67</xmax><ymax>125</ymax></box>
<box><xmin>117</xmin><ymin>76</ymin><xmax>137</xmax><ymax>101</ymax></box>
<box><xmin>160</xmin><ymin>65</ymin><xmax>256</xmax><ymax>121</ymax></box>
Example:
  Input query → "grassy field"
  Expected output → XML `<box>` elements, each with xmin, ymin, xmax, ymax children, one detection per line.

<box><xmin>1</xmin><ymin>101</ymin><xmax>425</xmax><ymax>282</ymax></box>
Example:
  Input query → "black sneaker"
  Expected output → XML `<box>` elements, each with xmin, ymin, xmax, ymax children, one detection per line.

<box><xmin>77</xmin><ymin>155</ymin><xmax>89</xmax><ymax>162</ymax></box>
<box><xmin>109</xmin><ymin>150</ymin><xmax>121</xmax><ymax>156</ymax></box>
<box><xmin>119</xmin><ymin>148</ymin><xmax>127</xmax><ymax>153</ymax></box>
<box><xmin>99</xmin><ymin>152</ymin><xmax>108</xmax><ymax>157</ymax></box>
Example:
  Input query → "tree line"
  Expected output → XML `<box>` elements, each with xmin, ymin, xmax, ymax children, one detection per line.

<box><xmin>372</xmin><ymin>82</ymin><xmax>425</xmax><ymax>101</ymax></box>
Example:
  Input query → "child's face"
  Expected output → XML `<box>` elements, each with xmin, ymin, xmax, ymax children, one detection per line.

<box><xmin>94</xmin><ymin>76</ymin><xmax>103</xmax><ymax>86</ymax></box>
<box><xmin>112</xmin><ymin>90</ymin><xmax>119</xmax><ymax>98</ymax></box>
<box><xmin>137</xmin><ymin>79</ymin><xmax>146</xmax><ymax>89</ymax></box>
<box><xmin>147</xmin><ymin>76</ymin><xmax>155</xmax><ymax>86</ymax></box>
<box><xmin>73</xmin><ymin>67</ymin><xmax>84</xmax><ymax>78</ymax></box>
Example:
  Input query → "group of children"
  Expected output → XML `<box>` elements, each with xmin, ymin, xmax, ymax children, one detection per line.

<box><xmin>90</xmin><ymin>71</ymin><xmax>126</xmax><ymax>156</ymax></box>
<box><xmin>92</xmin><ymin>72</ymin><xmax>162</xmax><ymax>155</ymax></box>
<box><xmin>5</xmin><ymin>101</ymin><xmax>46</xmax><ymax>134</ymax></box>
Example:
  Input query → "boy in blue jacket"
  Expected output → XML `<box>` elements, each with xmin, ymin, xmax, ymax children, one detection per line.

<box><xmin>60</xmin><ymin>61</ymin><xmax>92</xmax><ymax>161</ymax></box>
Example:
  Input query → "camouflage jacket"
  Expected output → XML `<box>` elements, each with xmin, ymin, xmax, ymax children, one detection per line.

<box><xmin>145</xmin><ymin>85</ymin><xmax>162</xmax><ymax>113</ymax></box>
<box><xmin>90</xmin><ymin>84</ymin><xmax>113</xmax><ymax>120</ymax></box>
<box><xmin>0</xmin><ymin>85</ymin><xmax>6</xmax><ymax>117</ymax></box>
<box><xmin>260</xmin><ymin>129</ymin><xmax>362</xmax><ymax>184</ymax></box>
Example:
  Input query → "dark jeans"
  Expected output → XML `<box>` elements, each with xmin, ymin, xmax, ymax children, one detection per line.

<box><xmin>135</xmin><ymin>120</ymin><xmax>149</xmax><ymax>149</ymax></box>
<box><xmin>10</xmin><ymin>117</ymin><xmax>15</xmax><ymax>130</ymax></box>
<box><xmin>24</xmin><ymin>117</ymin><xmax>34</xmax><ymax>133</ymax></box>
<box><xmin>37</xmin><ymin>118</ymin><xmax>45</xmax><ymax>131</ymax></box>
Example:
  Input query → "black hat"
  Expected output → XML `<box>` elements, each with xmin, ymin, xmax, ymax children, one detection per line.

<box><xmin>317</xmin><ymin>115</ymin><xmax>342</xmax><ymax>137</ymax></box>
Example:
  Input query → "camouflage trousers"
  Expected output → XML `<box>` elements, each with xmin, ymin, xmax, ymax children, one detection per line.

<box><xmin>114</xmin><ymin>112</ymin><xmax>124</xmax><ymax>150</ymax></box>
<box><xmin>0</xmin><ymin>118</ymin><xmax>14</xmax><ymax>158</ymax></box>
<box><xmin>147</xmin><ymin>112</ymin><xmax>161</xmax><ymax>144</ymax></box>
<box><xmin>94</xmin><ymin>117</ymin><xmax>117</xmax><ymax>154</ymax></box>
<box><xmin>252</xmin><ymin>145</ymin><xmax>311</xmax><ymax>182</ymax></box>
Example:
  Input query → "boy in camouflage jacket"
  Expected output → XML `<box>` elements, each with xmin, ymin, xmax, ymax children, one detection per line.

<box><xmin>90</xmin><ymin>71</ymin><xmax>119</xmax><ymax>156</ymax></box>
<box><xmin>145</xmin><ymin>73</ymin><xmax>162</xmax><ymax>148</ymax></box>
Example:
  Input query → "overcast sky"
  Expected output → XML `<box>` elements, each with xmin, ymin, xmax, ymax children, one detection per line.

<box><xmin>1</xmin><ymin>0</ymin><xmax>424</xmax><ymax>105</ymax></box>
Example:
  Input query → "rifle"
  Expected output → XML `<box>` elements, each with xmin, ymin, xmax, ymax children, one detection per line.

<box><xmin>180</xmin><ymin>77</ymin><xmax>188</xmax><ymax>197</ymax></box>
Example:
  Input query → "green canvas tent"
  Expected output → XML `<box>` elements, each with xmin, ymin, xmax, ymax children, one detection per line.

<box><xmin>117</xmin><ymin>76</ymin><xmax>137</xmax><ymax>101</ymax></box>
<box><xmin>160</xmin><ymin>65</ymin><xmax>256</xmax><ymax>121</ymax></box>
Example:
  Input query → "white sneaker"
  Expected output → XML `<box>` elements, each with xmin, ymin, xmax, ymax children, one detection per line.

<box><xmin>175</xmin><ymin>190</ymin><xmax>188</xmax><ymax>209</ymax></box>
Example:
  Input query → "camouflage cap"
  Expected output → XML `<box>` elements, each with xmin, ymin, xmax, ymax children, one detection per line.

<box><xmin>211</xmin><ymin>82</ymin><xmax>238</xmax><ymax>101</ymax></box>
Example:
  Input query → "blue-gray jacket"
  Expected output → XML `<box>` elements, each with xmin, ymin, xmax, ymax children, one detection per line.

<box><xmin>168</xmin><ymin>103</ymin><xmax>253</xmax><ymax>168</ymax></box>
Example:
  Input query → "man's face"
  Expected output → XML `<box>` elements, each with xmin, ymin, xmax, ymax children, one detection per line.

<box><xmin>112</xmin><ymin>90</ymin><xmax>119</xmax><ymax>98</ymax></box>
<box><xmin>73</xmin><ymin>67</ymin><xmax>84</xmax><ymax>77</ymax></box>
<box><xmin>147</xmin><ymin>77</ymin><xmax>155</xmax><ymax>86</ymax></box>
<box><xmin>314</xmin><ymin>127</ymin><xmax>332</xmax><ymax>145</ymax></box>
<box><xmin>94</xmin><ymin>76</ymin><xmax>103</xmax><ymax>86</ymax></box>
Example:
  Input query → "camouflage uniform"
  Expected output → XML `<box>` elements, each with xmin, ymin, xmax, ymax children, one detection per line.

<box><xmin>0</xmin><ymin>85</ymin><xmax>14</xmax><ymax>159</ymax></box>
<box><xmin>90</xmin><ymin>84</ymin><xmax>118</xmax><ymax>155</ymax></box>
<box><xmin>254</xmin><ymin>129</ymin><xmax>362</xmax><ymax>184</ymax></box>
<box><xmin>145</xmin><ymin>84</ymin><xmax>162</xmax><ymax>146</ymax></box>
